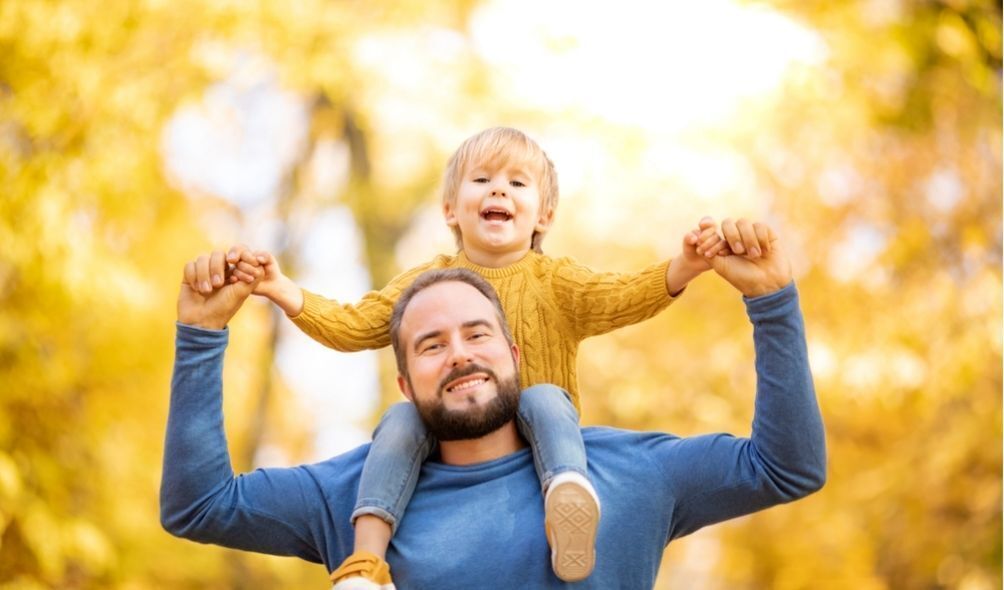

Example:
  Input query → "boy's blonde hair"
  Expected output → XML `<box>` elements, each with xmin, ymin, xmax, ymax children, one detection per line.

<box><xmin>441</xmin><ymin>127</ymin><xmax>559</xmax><ymax>253</ymax></box>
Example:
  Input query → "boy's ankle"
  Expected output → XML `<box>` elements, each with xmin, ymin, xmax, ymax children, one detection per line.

<box><xmin>545</xmin><ymin>472</ymin><xmax>600</xmax><ymax>511</ymax></box>
<box><xmin>329</xmin><ymin>550</ymin><xmax>395</xmax><ymax>590</ymax></box>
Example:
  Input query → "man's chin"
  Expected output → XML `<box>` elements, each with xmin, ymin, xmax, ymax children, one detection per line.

<box><xmin>418</xmin><ymin>375</ymin><xmax>521</xmax><ymax>441</ymax></box>
<box><xmin>442</xmin><ymin>389</ymin><xmax>496</xmax><ymax>413</ymax></box>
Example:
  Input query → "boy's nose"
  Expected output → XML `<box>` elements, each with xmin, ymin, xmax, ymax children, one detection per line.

<box><xmin>490</xmin><ymin>188</ymin><xmax>507</xmax><ymax>197</ymax></box>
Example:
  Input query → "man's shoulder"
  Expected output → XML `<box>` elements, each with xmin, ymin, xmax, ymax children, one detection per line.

<box><xmin>582</xmin><ymin>426</ymin><xmax>681</xmax><ymax>453</ymax></box>
<box><xmin>301</xmin><ymin>443</ymin><xmax>371</xmax><ymax>489</ymax></box>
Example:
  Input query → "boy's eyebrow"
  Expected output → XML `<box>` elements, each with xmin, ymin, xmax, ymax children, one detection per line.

<box><xmin>412</xmin><ymin>319</ymin><xmax>495</xmax><ymax>351</ymax></box>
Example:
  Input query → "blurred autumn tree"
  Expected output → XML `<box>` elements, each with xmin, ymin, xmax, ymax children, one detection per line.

<box><xmin>0</xmin><ymin>0</ymin><xmax>480</xmax><ymax>587</ymax></box>
<box><xmin>570</xmin><ymin>1</ymin><xmax>1001</xmax><ymax>588</ymax></box>
<box><xmin>0</xmin><ymin>0</ymin><xmax>999</xmax><ymax>589</ymax></box>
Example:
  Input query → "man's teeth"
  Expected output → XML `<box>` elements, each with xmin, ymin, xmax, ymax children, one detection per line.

<box><xmin>448</xmin><ymin>377</ymin><xmax>488</xmax><ymax>393</ymax></box>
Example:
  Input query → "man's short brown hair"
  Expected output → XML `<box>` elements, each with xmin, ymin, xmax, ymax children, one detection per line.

<box><xmin>389</xmin><ymin>268</ymin><xmax>515</xmax><ymax>378</ymax></box>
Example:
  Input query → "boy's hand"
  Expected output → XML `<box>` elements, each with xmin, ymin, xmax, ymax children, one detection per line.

<box><xmin>686</xmin><ymin>216</ymin><xmax>731</xmax><ymax>269</ymax></box>
<box><xmin>666</xmin><ymin>217</ymin><xmax>730</xmax><ymax>296</ymax></box>
<box><xmin>225</xmin><ymin>245</ymin><xmax>304</xmax><ymax>317</ymax></box>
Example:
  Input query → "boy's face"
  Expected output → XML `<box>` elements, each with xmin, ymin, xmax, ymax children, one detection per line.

<box><xmin>444</xmin><ymin>158</ymin><xmax>553</xmax><ymax>265</ymax></box>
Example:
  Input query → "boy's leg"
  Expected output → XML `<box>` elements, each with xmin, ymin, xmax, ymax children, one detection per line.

<box><xmin>516</xmin><ymin>384</ymin><xmax>600</xmax><ymax>583</ymax></box>
<box><xmin>331</xmin><ymin>402</ymin><xmax>434</xmax><ymax>590</ymax></box>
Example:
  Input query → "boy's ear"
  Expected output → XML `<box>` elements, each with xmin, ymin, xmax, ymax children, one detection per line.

<box><xmin>397</xmin><ymin>375</ymin><xmax>414</xmax><ymax>402</ymax></box>
<box><xmin>443</xmin><ymin>200</ymin><xmax>459</xmax><ymax>228</ymax></box>
<box><xmin>535</xmin><ymin>206</ymin><xmax>555</xmax><ymax>233</ymax></box>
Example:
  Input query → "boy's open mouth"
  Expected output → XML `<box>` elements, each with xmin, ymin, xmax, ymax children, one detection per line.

<box><xmin>481</xmin><ymin>207</ymin><xmax>513</xmax><ymax>222</ymax></box>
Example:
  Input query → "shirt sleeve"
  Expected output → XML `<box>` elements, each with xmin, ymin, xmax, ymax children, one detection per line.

<box><xmin>549</xmin><ymin>257</ymin><xmax>675</xmax><ymax>340</ymax></box>
<box><xmin>653</xmin><ymin>283</ymin><xmax>827</xmax><ymax>541</ymax></box>
<box><xmin>288</xmin><ymin>260</ymin><xmax>438</xmax><ymax>352</ymax></box>
<box><xmin>160</xmin><ymin>323</ymin><xmax>336</xmax><ymax>562</ymax></box>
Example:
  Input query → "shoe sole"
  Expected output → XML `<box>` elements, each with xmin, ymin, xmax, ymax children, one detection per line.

<box><xmin>545</xmin><ymin>482</ymin><xmax>599</xmax><ymax>582</ymax></box>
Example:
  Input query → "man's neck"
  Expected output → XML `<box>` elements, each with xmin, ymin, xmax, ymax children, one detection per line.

<box><xmin>438</xmin><ymin>421</ymin><xmax>527</xmax><ymax>466</ymax></box>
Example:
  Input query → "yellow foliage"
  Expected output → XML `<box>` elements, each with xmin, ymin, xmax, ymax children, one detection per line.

<box><xmin>1</xmin><ymin>0</ymin><xmax>999</xmax><ymax>587</ymax></box>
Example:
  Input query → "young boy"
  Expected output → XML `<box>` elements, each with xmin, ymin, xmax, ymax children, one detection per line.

<box><xmin>202</xmin><ymin>128</ymin><xmax>739</xmax><ymax>588</ymax></box>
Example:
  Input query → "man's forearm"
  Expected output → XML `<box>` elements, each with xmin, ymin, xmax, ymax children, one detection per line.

<box><xmin>160</xmin><ymin>324</ymin><xmax>236</xmax><ymax>536</ymax></box>
<box><xmin>160</xmin><ymin>325</ymin><xmax>334</xmax><ymax>561</ymax></box>
<box><xmin>746</xmin><ymin>283</ymin><xmax>826</xmax><ymax>498</ymax></box>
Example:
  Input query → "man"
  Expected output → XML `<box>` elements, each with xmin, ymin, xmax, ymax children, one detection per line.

<box><xmin>161</xmin><ymin>221</ymin><xmax>826</xmax><ymax>588</ymax></box>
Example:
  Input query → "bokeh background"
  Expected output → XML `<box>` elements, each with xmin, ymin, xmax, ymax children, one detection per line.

<box><xmin>1</xmin><ymin>0</ymin><xmax>1000</xmax><ymax>588</ymax></box>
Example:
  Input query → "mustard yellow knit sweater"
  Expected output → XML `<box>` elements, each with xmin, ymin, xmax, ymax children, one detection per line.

<box><xmin>290</xmin><ymin>251</ymin><xmax>675</xmax><ymax>411</ymax></box>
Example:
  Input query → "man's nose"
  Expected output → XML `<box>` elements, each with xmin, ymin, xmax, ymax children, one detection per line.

<box><xmin>447</xmin><ymin>337</ymin><xmax>473</xmax><ymax>367</ymax></box>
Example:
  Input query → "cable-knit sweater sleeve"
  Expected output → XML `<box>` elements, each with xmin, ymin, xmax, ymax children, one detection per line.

<box><xmin>550</xmin><ymin>257</ymin><xmax>676</xmax><ymax>340</ymax></box>
<box><xmin>288</xmin><ymin>257</ymin><xmax>447</xmax><ymax>352</ymax></box>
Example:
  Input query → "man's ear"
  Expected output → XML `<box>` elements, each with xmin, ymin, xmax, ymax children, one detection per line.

<box><xmin>443</xmin><ymin>200</ymin><xmax>459</xmax><ymax>228</ymax></box>
<box><xmin>397</xmin><ymin>375</ymin><xmax>414</xmax><ymax>402</ymax></box>
<box><xmin>510</xmin><ymin>343</ymin><xmax>520</xmax><ymax>369</ymax></box>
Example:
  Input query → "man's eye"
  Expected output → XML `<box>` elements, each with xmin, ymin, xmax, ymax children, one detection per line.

<box><xmin>421</xmin><ymin>343</ymin><xmax>444</xmax><ymax>353</ymax></box>
<box><xmin>469</xmin><ymin>332</ymin><xmax>488</xmax><ymax>340</ymax></box>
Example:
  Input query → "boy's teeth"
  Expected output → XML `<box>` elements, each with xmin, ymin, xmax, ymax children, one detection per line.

<box><xmin>482</xmin><ymin>210</ymin><xmax>511</xmax><ymax>221</ymax></box>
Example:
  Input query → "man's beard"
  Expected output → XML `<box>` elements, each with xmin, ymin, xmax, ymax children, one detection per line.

<box><xmin>410</xmin><ymin>363</ymin><xmax>521</xmax><ymax>441</ymax></box>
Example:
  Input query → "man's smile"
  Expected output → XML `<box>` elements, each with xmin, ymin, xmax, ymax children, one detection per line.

<box><xmin>443</xmin><ymin>374</ymin><xmax>491</xmax><ymax>395</ymax></box>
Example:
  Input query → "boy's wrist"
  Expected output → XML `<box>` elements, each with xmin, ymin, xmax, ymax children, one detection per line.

<box><xmin>260</xmin><ymin>276</ymin><xmax>304</xmax><ymax>316</ymax></box>
<box><xmin>666</xmin><ymin>256</ymin><xmax>705</xmax><ymax>296</ymax></box>
<box><xmin>277</xmin><ymin>279</ymin><xmax>305</xmax><ymax>317</ymax></box>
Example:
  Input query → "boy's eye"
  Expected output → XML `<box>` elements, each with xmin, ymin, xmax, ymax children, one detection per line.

<box><xmin>510</xmin><ymin>180</ymin><xmax>525</xmax><ymax>187</ymax></box>
<box><xmin>473</xmin><ymin>177</ymin><xmax>489</xmax><ymax>183</ymax></box>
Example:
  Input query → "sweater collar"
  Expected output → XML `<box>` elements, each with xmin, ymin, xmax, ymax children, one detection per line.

<box><xmin>456</xmin><ymin>250</ymin><xmax>539</xmax><ymax>279</ymax></box>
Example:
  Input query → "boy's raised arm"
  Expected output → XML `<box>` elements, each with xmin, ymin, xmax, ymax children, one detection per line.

<box><xmin>202</xmin><ymin>245</ymin><xmax>438</xmax><ymax>353</ymax></box>
<box><xmin>289</xmin><ymin>259</ymin><xmax>442</xmax><ymax>352</ymax></box>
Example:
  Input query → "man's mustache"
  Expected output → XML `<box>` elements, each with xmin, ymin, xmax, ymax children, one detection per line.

<box><xmin>437</xmin><ymin>363</ymin><xmax>498</xmax><ymax>397</ymax></box>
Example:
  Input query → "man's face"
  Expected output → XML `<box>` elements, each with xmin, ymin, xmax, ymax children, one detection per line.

<box><xmin>397</xmin><ymin>281</ymin><xmax>521</xmax><ymax>440</ymax></box>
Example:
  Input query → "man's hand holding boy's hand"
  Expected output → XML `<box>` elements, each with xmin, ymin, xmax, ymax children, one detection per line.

<box><xmin>178</xmin><ymin>251</ymin><xmax>264</xmax><ymax>330</ymax></box>
<box><xmin>181</xmin><ymin>245</ymin><xmax>305</xmax><ymax>318</ymax></box>
<box><xmin>702</xmin><ymin>218</ymin><xmax>792</xmax><ymax>298</ymax></box>
<box><xmin>223</xmin><ymin>245</ymin><xmax>305</xmax><ymax>317</ymax></box>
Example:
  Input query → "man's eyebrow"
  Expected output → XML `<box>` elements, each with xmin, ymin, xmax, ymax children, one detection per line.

<box><xmin>413</xmin><ymin>329</ymin><xmax>443</xmax><ymax>352</ymax></box>
<box><xmin>462</xmin><ymin>319</ymin><xmax>494</xmax><ymax>331</ymax></box>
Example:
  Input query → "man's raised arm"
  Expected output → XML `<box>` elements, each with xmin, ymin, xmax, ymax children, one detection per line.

<box><xmin>664</xmin><ymin>220</ymin><xmax>826</xmax><ymax>539</ymax></box>
<box><xmin>160</xmin><ymin>253</ymin><xmax>328</xmax><ymax>561</ymax></box>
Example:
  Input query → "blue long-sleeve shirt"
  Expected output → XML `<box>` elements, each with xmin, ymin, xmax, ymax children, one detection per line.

<box><xmin>161</xmin><ymin>283</ymin><xmax>825</xmax><ymax>588</ymax></box>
